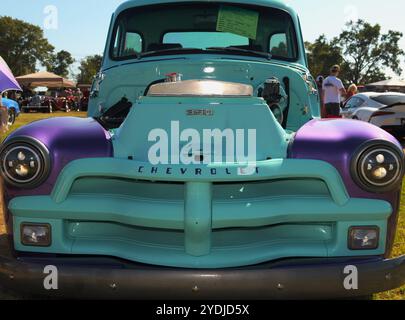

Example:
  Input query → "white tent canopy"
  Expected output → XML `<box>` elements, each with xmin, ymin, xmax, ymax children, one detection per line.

<box><xmin>16</xmin><ymin>71</ymin><xmax>76</xmax><ymax>88</ymax></box>
<box><xmin>367</xmin><ymin>79</ymin><xmax>405</xmax><ymax>87</ymax></box>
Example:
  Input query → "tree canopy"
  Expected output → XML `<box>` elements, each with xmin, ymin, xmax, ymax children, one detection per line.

<box><xmin>305</xmin><ymin>35</ymin><xmax>343</xmax><ymax>79</ymax></box>
<box><xmin>76</xmin><ymin>55</ymin><xmax>103</xmax><ymax>84</ymax></box>
<box><xmin>46</xmin><ymin>50</ymin><xmax>75</xmax><ymax>78</ymax></box>
<box><xmin>307</xmin><ymin>20</ymin><xmax>404</xmax><ymax>85</ymax></box>
<box><xmin>0</xmin><ymin>16</ymin><xmax>55</xmax><ymax>76</ymax></box>
<box><xmin>338</xmin><ymin>20</ymin><xmax>404</xmax><ymax>84</ymax></box>
<box><xmin>1</xmin><ymin>15</ymin><xmax>403</xmax><ymax>86</ymax></box>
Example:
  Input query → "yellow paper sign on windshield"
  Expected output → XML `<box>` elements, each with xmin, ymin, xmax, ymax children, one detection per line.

<box><xmin>216</xmin><ymin>6</ymin><xmax>259</xmax><ymax>40</ymax></box>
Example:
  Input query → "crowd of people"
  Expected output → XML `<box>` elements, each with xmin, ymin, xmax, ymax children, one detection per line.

<box><xmin>316</xmin><ymin>65</ymin><xmax>358</xmax><ymax>118</ymax></box>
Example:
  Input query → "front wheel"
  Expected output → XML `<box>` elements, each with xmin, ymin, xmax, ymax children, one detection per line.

<box><xmin>7</xmin><ymin>109</ymin><xmax>16</xmax><ymax>126</ymax></box>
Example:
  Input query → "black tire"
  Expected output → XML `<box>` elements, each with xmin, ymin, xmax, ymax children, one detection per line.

<box><xmin>7</xmin><ymin>109</ymin><xmax>16</xmax><ymax>126</ymax></box>
<box><xmin>352</xmin><ymin>116</ymin><xmax>359</xmax><ymax>120</ymax></box>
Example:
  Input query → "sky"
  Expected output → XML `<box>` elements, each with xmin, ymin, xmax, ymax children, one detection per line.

<box><xmin>1</xmin><ymin>0</ymin><xmax>405</xmax><ymax>78</ymax></box>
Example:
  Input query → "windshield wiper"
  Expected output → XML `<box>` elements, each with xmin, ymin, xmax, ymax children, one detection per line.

<box><xmin>206</xmin><ymin>47</ymin><xmax>272</xmax><ymax>60</ymax></box>
<box><xmin>139</xmin><ymin>48</ymin><xmax>205</xmax><ymax>59</ymax></box>
<box><xmin>138</xmin><ymin>47</ymin><xmax>272</xmax><ymax>60</ymax></box>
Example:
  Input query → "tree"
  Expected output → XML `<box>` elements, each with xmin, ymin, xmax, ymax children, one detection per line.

<box><xmin>0</xmin><ymin>16</ymin><xmax>54</xmax><ymax>76</ymax></box>
<box><xmin>337</xmin><ymin>20</ymin><xmax>404</xmax><ymax>84</ymax></box>
<box><xmin>76</xmin><ymin>55</ymin><xmax>103</xmax><ymax>84</ymax></box>
<box><xmin>46</xmin><ymin>50</ymin><xmax>74</xmax><ymax>78</ymax></box>
<box><xmin>305</xmin><ymin>35</ymin><xmax>344</xmax><ymax>80</ymax></box>
<box><xmin>270</xmin><ymin>42</ymin><xmax>288</xmax><ymax>58</ymax></box>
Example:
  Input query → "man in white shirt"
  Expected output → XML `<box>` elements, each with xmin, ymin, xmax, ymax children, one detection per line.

<box><xmin>322</xmin><ymin>65</ymin><xmax>347</xmax><ymax>117</ymax></box>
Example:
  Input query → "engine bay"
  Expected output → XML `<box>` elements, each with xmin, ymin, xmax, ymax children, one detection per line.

<box><xmin>96</xmin><ymin>76</ymin><xmax>289</xmax><ymax>130</ymax></box>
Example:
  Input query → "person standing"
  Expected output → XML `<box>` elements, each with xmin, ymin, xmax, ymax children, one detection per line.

<box><xmin>316</xmin><ymin>75</ymin><xmax>325</xmax><ymax>118</ymax></box>
<box><xmin>345</xmin><ymin>84</ymin><xmax>358</xmax><ymax>102</ymax></box>
<box><xmin>322</xmin><ymin>65</ymin><xmax>346</xmax><ymax>118</ymax></box>
<box><xmin>0</xmin><ymin>94</ymin><xmax>8</xmax><ymax>133</ymax></box>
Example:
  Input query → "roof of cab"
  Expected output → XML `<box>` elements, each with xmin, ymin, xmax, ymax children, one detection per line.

<box><xmin>114</xmin><ymin>0</ymin><xmax>297</xmax><ymax>17</ymax></box>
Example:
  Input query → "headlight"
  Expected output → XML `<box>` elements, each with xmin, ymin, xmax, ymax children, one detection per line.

<box><xmin>0</xmin><ymin>137</ymin><xmax>51</xmax><ymax>188</ymax></box>
<box><xmin>351</xmin><ymin>141</ymin><xmax>404</xmax><ymax>193</ymax></box>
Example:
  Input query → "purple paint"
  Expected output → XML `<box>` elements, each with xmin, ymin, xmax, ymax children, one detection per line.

<box><xmin>4</xmin><ymin>117</ymin><xmax>113</xmax><ymax>199</ymax></box>
<box><xmin>290</xmin><ymin>118</ymin><xmax>403</xmax><ymax>255</ymax></box>
<box><xmin>0</xmin><ymin>57</ymin><xmax>21</xmax><ymax>93</ymax></box>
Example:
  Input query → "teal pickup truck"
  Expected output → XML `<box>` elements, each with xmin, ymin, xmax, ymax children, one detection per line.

<box><xmin>0</xmin><ymin>0</ymin><xmax>403</xmax><ymax>299</ymax></box>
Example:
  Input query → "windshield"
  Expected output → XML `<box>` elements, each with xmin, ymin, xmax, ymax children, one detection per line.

<box><xmin>371</xmin><ymin>95</ymin><xmax>405</xmax><ymax>105</ymax></box>
<box><xmin>110</xmin><ymin>3</ymin><xmax>298</xmax><ymax>61</ymax></box>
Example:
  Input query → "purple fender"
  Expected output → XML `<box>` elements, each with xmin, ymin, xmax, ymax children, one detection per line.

<box><xmin>289</xmin><ymin>119</ymin><xmax>403</xmax><ymax>255</ymax></box>
<box><xmin>3</xmin><ymin>117</ymin><xmax>113</xmax><ymax>199</ymax></box>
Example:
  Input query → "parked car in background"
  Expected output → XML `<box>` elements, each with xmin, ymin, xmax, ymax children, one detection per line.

<box><xmin>21</xmin><ymin>92</ymin><xmax>75</xmax><ymax>113</ymax></box>
<box><xmin>1</xmin><ymin>97</ymin><xmax>20</xmax><ymax>125</ymax></box>
<box><xmin>21</xmin><ymin>93</ymin><xmax>53</xmax><ymax>113</ymax></box>
<box><xmin>54</xmin><ymin>96</ymin><xmax>73</xmax><ymax>113</ymax></box>
<box><xmin>341</xmin><ymin>92</ymin><xmax>405</xmax><ymax>136</ymax></box>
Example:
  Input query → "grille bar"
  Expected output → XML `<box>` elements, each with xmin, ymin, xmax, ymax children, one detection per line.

<box><xmin>184</xmin><ymin>182</ymin><xmax>213</xmax><ymax>256</ymax></box>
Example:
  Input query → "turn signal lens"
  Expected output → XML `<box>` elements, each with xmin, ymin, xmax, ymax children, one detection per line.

<box><xmin>21</xmin><ymin>224</ymin><xmax>51</xmax><ymax>247</ymax></box>
<box><xmin>349</xmin><ymin>227</ymin><xmax>379</xmax><ymax>250</ymax></box>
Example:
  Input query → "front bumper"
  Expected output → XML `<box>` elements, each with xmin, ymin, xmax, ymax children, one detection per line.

<box><xmin>0</xmin><ymin>242</ymin><xmax>403</xmax><ymax>299</ymax></box>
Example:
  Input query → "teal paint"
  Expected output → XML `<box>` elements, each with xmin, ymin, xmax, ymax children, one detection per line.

<box><xmin>45</xmin><ymin>158</ymin><xmax>349</xmax><ymax>205</ymax></box>
<box><xmin>89</xmin><ymin>58</ymin><xmax>318</xmax><ymax>131</ymax></box>
<box><xmin>9</xmin><ymin>157</ymin><xmax>392</xmax><ymax>268</ymax></box>
<box><xmin>107</xmin><ymin>0</ymin><xmax>307</xmax><ymax>68</ymax></box>
<box><xmin>112</xmin><ymin>96</ymin><xmax>289</xmax><ymax>162</ymax></box>
<box><xmin>7</xmin><ymin>0</ymin><xmax>396</xmax><ymax>269</ymax></box>
<box><xmin>89</xmin><ymin>0</ymin><xmax>318</xmax><ymax>132</ymax></box>
<box><xmin>184</xmin><ymin>182</ymin><xmax>213</xmax><ymax>256</ymax></box>
<box><xmin>11</xmin><ymin>216</ymin><xmax>389</xmax><ymax>268</ymax></box>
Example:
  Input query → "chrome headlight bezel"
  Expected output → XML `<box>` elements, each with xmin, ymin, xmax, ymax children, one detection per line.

<box><xmin>0</xmin><ymin>137</ymin><xmax>51</xmax><ymax>189</ymax></box>
<box><xmin>351</xmin><ymin>140</ymin><xmax>405</xmax><ymax>193</ymax></box>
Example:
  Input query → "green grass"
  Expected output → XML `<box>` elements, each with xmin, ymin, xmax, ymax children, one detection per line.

<box><xmin>0</xmin><ymin>112</ymin><xmax>404</xmax><ymax>300</ymax></box>
<box><xmin>374</xmin><ymin>185</ymin><xmax>405</xmax><ymax>300</ymax></box>
<box><xmin>0</xmin><ymin>112</ymin><xmax>87</xmax><ymax>142</ymax></box>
